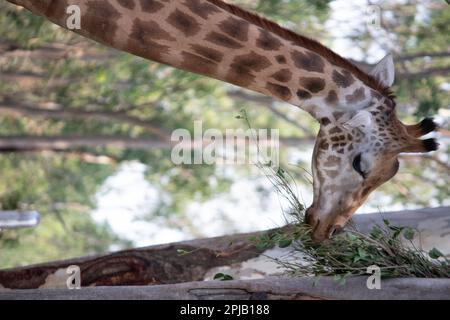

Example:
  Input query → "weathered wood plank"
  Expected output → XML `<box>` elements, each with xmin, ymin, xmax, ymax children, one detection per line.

<box><xmin>0</xmin><ymin>276</ymin><xmax>449</xmax><ymax>300</ymax></box>
<box><xmin>0</xmin><ymin>228</ymin><xmax>270</xmax><ymax>289</ymax></box>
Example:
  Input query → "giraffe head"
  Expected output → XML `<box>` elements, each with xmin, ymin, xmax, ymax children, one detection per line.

<box><xmin>306</xmin><ymin>55</ymin><xmax>439</xmax><ymax>242</ymax></box>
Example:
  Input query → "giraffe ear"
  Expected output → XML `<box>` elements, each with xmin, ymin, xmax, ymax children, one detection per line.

<box><xmin>370</xmin><ymin>54</ymin><xmax>395</xmax><ymax>87</ymax></box>
<box><xmin>342</xmin><ymin>110</ymin><xmax>372</xmax><ymax>132</ymax></box>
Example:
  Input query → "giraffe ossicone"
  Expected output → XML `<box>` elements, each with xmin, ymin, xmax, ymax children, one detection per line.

<box><xmin>11</xmin><ymin>0</ymin><xmax>440</xmax><ymax>242</ymax></box>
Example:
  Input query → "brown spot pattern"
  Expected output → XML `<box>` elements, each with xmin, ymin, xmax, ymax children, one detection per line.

<box><xmin>324</xmin><ymin>156</ymin><xmax>341</xmax><ymax>167</ymax></box>
<box><xmin>183</xmin><ymin>0</ymin><xmax>221</xmax><ymax>19</ymax></box>
<box><xmin>227</xmin><ymin>52</ymin><xmax>273</xmax><ymax>87</ymax></box>
<box><xmin>319</xmin><ymin>140</ymin><xmax>329</xmax><ymax>150</ymax></box>
<box><xmin>257</xmin><ymin>29</ymin><xmax>282</xmax><ymax>51</ymax></box>
<box><xmin>129</xmin><ymin>19</ymin><xmax>175</xmax><ymax>42</ymax></box>
<box><xmin>271</xmin><ymin>69</ymin><xmax>292</xmax><ymax>82</ymax></box>
<box><xmin>180</xmin><ymin>51</ymin><xmax>218</xmax><ymax>76</ymax></box>
<box><xmin>346</xmin><ymin>87</ymin><xmax>366</xmax><ymax>103</ymax></box>
<box><xmin>225</xmin><ymin>71</ymin><xmax>255</xmax><ymax>88</ymax></box>
<box><xmin>332</xmin><ymin>111</ymin><xmax>344</xmax><ymax>120</ymax></box>
<box><xmin>167</xmin><ymin>9</ymin><xmax>200</xmax><ymax>37</ymax></box>
<box><xmin>231</xmin><ymin>52</ymin><xmax>271</xmax><ymax>73</ymax></box>
<box><xmin>266</xmin><ymin>83</ymin><xmax>292</xmax><ymax>100</ymax></box>
<box><xmin>218</xmin><ymin>17</ymin><xmax>249</xmax><ymax>42</ymax></box>
<box><xmin>296</xmin><ymin>89</ymin><xmax>312</xmax><ymax>99</ymax></box>
<box><xmin>33</xmin><ymin>0</ymin><xmax>68</xmax><ymax>24</ymax></box>
<box><xmin>321</xmin><ymin>118</ymin><xmax>331</xmax><ymax>126</ymax></box>
<box><xmin>299</xmin><ymin>77</ymin><xmax>325</xmax><ymax>93</ymax></box>
<box><xmin>191</xmin><ymin>44</ymin><xmax>224</xmax><ymax>63</ymax></box>
<box><xmin>326</xmin><ymin>90</ymin><xmax>338</xmax><ymax>105</ymax></box>
<box><xmin>276</xmin><ymin>55</ymin><xmax>287</xmax><ymax>64</ymax></box>
<box><xmin>205</xmin><ymin>31</ymin><xmax>243</xmax><ymax>49</ymax></box>
<box><xmin>84</xmin><ymin>1</ymin><xmax>121</xmax><ymax>44</ymax></box>
<box><xmin>139</xmin><ymin>0</ymin><xmax>163</xmax><ymax>13</ymax></box>
<box><xmin>291</xmin><ymin>50</ymin><xmax>325</xmax><ymax>73</ymax></box>
<box><xmin>329</xmin><ymin>127</ymin><xmax>342</xmax><ymax>134</ymax></box>
<box><xmin>332</xmin><ymin>69</ymin><xmax>355</xmax><ymax>88</ymax></box>
<box><xmin>128</xmin><ymin>18</ymin><xmax>171</xmax><ymax>61</ymax></box>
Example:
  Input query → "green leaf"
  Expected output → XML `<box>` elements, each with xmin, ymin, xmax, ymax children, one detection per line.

<box><xmin>383</xmin><ymin>219</ymin><xmax>390</xmax><ymax>226</ymax></box>
<box><xmin>357</xmin><ymin>247</ymin><xmax>368</xmax><ymax>259</ymax></box>
<box><xmin>403</xmin><ymin>228</ymin><xmax>415</xmax><ymax>240</ymax></box>
<box><xmin>347</xmin><ymin>233</ymin><xmax>358</xmax><ymax>241</ymax></box>
<box><xmin>278</xmin><ymin>238</ymin><xmax>292</xmax><ymax>248</ymax></box>
<box><xmin>276</xmin><ymin>168</ymin><xmax>285</xmax><ymax>178</ymax></box>
<box><xmin>388</xmin><ymin>225</ymin><xmax>404</xmax><ymax>240</ymax></box>
<box><xmin>250</xmin><ymin>235</ymin><xmax>272</xmax><ymax>251</ymax></box>
<box><xmin>222</xmin><ymin>274</ymin><xmax>234</xmax><ymax>281</ymax></box>
<box><xmin>214</xmin><ymin>273</ymin><xmax>233</xmax><ymax>281</ymax></box>
<box><xmin>370</xmin><ymin>226</ymin><xmax>383</xmax><ymax>239</ymax></box>
<box><xmin>429</xmin><ymin>248</ymin><xmax>444</xmax><ymax>259</ymax></box>
<box><xmin>214</xmin><ymin>273</ymin><xmax>224</xmax><ymax>280</ymax></box>
<box><xmin>255</xmin><ymin>241</ymin><xmax>270</xmax><ymax>251</ymax></box>
<box><xmin>392</xmin><ymin>229</ymin><xmax>403</xmax><ymax>239</ymax></box>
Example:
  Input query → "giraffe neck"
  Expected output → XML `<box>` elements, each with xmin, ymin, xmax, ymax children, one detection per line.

<box><xmin>14</xmin><ymin>0</ymin><xmax>378</xmax><ymax>118</ymax></box>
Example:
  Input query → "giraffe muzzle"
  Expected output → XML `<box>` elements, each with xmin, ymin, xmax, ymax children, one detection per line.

<box><xmin>306</xmin><ymin>206</ymin><xmax>346</xmax><ymax>242</ymax></box>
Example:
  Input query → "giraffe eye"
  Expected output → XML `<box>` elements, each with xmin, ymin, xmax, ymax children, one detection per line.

<box><xmin>353</xmin><ymin>153</ymin><xmax>367</xmax><ymax>179</ymax></box>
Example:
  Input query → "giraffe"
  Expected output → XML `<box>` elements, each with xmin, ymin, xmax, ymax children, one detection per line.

<box><xmin>7</xmin><ymin>0</ymin><xmax>439</xmax><ymax>241</ymax></box>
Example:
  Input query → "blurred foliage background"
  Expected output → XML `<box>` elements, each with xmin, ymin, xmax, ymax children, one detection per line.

<box><xmin>0</xmin><ymin>0</ymin><xmax>448</xmax><ymax>268</ymax></box>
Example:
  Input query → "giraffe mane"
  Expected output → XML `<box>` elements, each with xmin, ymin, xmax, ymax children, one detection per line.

<box><xmin>207</xmin><ymin>0</ymin><xmax>395</xmax><ymax>100</ymax></box>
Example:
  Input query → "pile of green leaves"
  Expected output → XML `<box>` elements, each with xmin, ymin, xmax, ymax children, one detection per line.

<box><xmin>254</xmin><ymin>221</ymin><xmax>450</xmax><ymax>280</ymax></box>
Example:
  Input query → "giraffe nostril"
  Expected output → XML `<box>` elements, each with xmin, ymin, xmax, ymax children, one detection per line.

<box><xmin>329</xmin><ymin>227</ymin><xmax>336</xmax><ymax>238</ymax></box>
<box><xmin>329</xmin><ymin>225</ymin><xmax>342</xmax><ymax>238</ymax></box>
